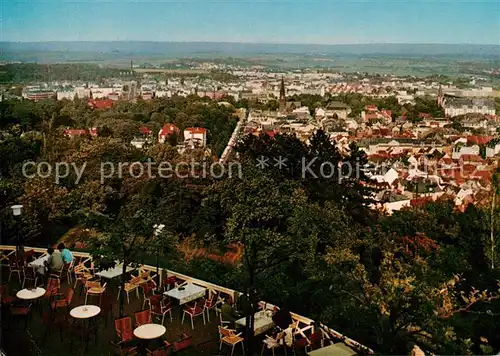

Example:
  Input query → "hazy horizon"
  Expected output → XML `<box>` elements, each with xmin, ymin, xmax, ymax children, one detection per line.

<box><xmin>3</xmin><ymin>1</ymin><xmax>499</xmax><ymax>45</ymax></box>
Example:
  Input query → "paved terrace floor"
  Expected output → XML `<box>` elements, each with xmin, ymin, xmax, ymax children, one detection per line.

<box><xmin>0</xmin><ymin>267</ymin><xmax>297</xmax><ymax>356</ymax></box>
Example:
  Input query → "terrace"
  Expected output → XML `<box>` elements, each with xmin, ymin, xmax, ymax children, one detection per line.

<box><xmin>0</xmin><ymin>245</ymin><xmax>372</xmax><ymax>356</ymax></box>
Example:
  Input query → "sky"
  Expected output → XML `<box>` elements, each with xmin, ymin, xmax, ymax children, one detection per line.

<box><xmin>1</xmin><ymin>0</ymin><xmax>499</xmax><ymax>45</ymax></box>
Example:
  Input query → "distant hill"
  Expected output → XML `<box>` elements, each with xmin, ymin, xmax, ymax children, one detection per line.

<box><xmin>1</xmin><ymin>41</ymin><xmax>499</xmax><ymax>59</ymax></box>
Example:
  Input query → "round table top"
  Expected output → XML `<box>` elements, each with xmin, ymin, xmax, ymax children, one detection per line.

<box><xmin>16</xmin><ymin>287</ymin><xmax>46</xmax><ymax>300</ymax></box>
<box><xmin>133</xmin><ymin>324</ymin><xmax>166</xmax><ymax>340</ymax></box>
<box><xmin>70</xmin><ymin>305</ymin><xmax>101</xmax><ymax>319</ymax></box>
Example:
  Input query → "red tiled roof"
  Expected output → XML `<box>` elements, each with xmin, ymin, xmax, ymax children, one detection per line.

<box><xmin>460</xmin><ymin>154</ymin><xmax>483</xmax><ymax>163</ymax></box>
<box><xmin>467</xmin><ymin>135</ymin><xmax>494</xmax><ymax>146</ymax></box>
<box><xmin>471</xmin><ymin>170</ymin><xmax>492</xmax><ymax>181</ymax></box>
<box><xmin>88</xmin><ymin>99</ymin><xmax>114</xmax><ymax>109</ymax></box>
<box><xmin>139</xmin><ymin>127</ymin><xmax>153</xmax><ymax>135</ymax></box>
<box><xmin>185</xmin><ymin>127</ymin><xmax>207</xmax><ymax>134</ymax></box>
<box><xmin>159</xmin><ymin>124</ymin><xmax>179</xmax><ymax>137</ymax></box>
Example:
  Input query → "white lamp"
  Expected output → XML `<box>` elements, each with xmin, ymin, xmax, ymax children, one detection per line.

<box><xmin>11</xmin><ymin>205</ymin><xmax>23</xmax><ymax>216</ymax></box>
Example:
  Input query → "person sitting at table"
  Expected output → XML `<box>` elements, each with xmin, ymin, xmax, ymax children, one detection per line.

<box><xmin>57</xmin><ymin>243</ymin><xmax>73</xmax><ymax>264</ymax></box>
<box><xmin>44</xmin><ymin>247</ymin><xmax>63</xmax><ymax>276</ymax></box>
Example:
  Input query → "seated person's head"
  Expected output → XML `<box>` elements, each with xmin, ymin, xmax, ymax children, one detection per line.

<box><xmin>47</xmin><ymin>247</ymin><xmax>54</xmax><ymax>255</ymax></box>
<box><xmin>57</xmin><ymin>243</ymin><xmax>65</xmax><ymax>251</ymax></box>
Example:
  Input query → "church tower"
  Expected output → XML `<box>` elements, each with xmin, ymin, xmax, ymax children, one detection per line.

<box><xmin>279</xmin><ymin>76</ymin><xmax>286</xmax><ymax>112</ymax></box>
<box><xmin>437</xmin><ymin>85</ymin><xmax>444</xmax><ymax>107</ymax></box>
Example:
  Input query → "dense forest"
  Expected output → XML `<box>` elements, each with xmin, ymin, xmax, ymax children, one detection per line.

<box><xmin>0</xmin><ymin>63</ymin><xmax>131</xmax><ymax>84</ymax></box>
<box><xmin>0</xmin><ymin>95</ymin><xmax>499</xmax><ymax>354</ymax></box>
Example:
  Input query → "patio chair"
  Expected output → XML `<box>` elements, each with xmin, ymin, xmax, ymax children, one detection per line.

<box><xmin>305</xmin><ymin>331</ymin><xmax>324</xmax><ymax>352</ymax></box>
<box><xmin>137</xmin><ymin>269</ymin><xmax>154</xmax><ymax>285</ymax></box>
<box><xmin>261</xmin><ymin>331</ymin><xmax>287</xmax><ymax>356</ymax></box>
<box><xmin>49</xmin><ymin>266</ymin><xmax>64</xmax><ymax>281</ymax></box>
<box><xmin>150</xmin><ymin>295</ymin><xmax>173</xmax><ymax>325</ymax></box>
<box><xmin>181</xmin><ymin>301</ymin><xmax>205</xmax><ymax>330</ymax></box>
<box><xmin>218</xmin><ymin>325</ymin><xmax>245</xmax><ymax>356</ymax></box>
<box><xmin>163</xmin><ymin>276</ymin><xmax>178</xmax><ymax>291</ymax></box>
<box><xmin>101</xmin><ymin>291</ymin><xmax>115</xmax><ymax>327</ymax></box>
<box><xmin>0</xmin><ymin>284</ymin><xmax>16</xmax><ymax>306</ymax></box>
<box><xmin>42</xmin><ymin>311</ymin><xmax>67</xmax><ymax>343</ymax></box>
<box><xmin>118</xmin><ymin>276</ymin><xmax>142</xmax><ymax>303</ymax></box>
<box><xmin>9</xmin><ymin>303</ymin><xmax>32</xmax><ymax>329</ymax></box>
<box><xmin>85</xmin><ymin>280</ymin><xmax>107</xmax><ymax>305</ymax></box>
<box><xmin>114</xmin><ymin>316</ymin><xmax>134</xmax><ymax>344</ymax></box>
<box><xmin>73</xmin><ymin>263</ymin><xmax>94</xmax><ymax>293</ymax></box>
<box><xmin>204</xmin><ymin>290</ymin><xmax>219</xmax><ymax>322</ymax></box>
<box><xmin>111</xmin><ymin>341</ymin><xmax>138</xmax><ymax>356</ymax></box>
<box><xmin>8</xmin><ymin>256</ymin><xmax>22</xmax><ymax>284</ymax></box>
<box><xmin>51</xmin><ymin>287</ymin><xmax>74</xmax><ymax>311</ymax></box>
<box><xmin>22</xmin><ymin>266</ymin><xmax>39</xmax><ymax>288</ymax></box>
<box><xmin>141</xmin><ymin>281</ymin><xmax>156</xmax><ymax>309</ymax></box>
<box><xmin>134</xmin><ymin>309</ymin><xmax>152</xmax><ymax>327</ymax></box>
<box><xmin>44</xmin><ymin>277</ymin><xmax>61</xmax><ymax>301</ymax></box>
<box><xmin>147</xmin><ymin>342</ymin><xmax>174</xmax><ymax>356</ymax></box>
<box><xmin>172</xmin><ymin>333</ymin><xmax>192</xmax><ymax>352</ymax></box>
<box><xmin>292</xmin><ymin>337</ymin><xmax>310</xmax><ymax>354</ymax></box>
<box><xmin>62</xmin><ymin>261</ymin><xmax>74</xmax><ymax>284</ymax></box>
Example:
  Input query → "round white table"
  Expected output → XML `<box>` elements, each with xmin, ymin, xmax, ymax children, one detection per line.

<box><xmin>70</xmin><ymin>305</ymin><xmax>101</xmax><ymax>319</ymax></box>
<box><xmin>16</xmin><ymin>287</ymin><xmax>45</xmax><ymax>300</ymax></box>
<box><xmin>134</xmin><ymin>324</ymin><xmax>166</xmax><ymax>340</ymax></box>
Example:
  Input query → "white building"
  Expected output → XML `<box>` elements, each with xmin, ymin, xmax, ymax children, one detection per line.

<box><xmin>184</xmin><ymin>127</ymin><xmax>207</xmax><ymax>148</ymax></box>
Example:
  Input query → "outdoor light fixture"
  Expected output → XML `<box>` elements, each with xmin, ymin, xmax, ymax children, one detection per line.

<box><xmin>11</xmin><ymin>205</ymin><xmax>23</xmax><ymax>216</ymax></box>
<box><xmin>153</xmin><ymin>223</ymin><xmax>166</xmax><ymax>293</ymax></box>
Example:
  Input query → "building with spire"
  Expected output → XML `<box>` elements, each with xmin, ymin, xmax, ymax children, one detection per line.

<box><xmin>437</xmin><ymin>85</ymin><xmax>444</xmax><ymax>107</ymax></box>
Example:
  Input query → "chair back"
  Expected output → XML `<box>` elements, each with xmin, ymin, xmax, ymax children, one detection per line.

<box><xmin>142</xmin><ymin>281</ymin><xmax>155</xmax><ymax>297</ymax></box>
<box><xmin>74</xmin><ymin>263</ymin><xmax>87</xmax><ymax>274</ymax></box>
<box><xmin>218</xmin><ymin>326</ymin><xmax>234</xmax><ymax>338</ymax></box>
<box><xmin>134</xmin><ymin>309</ymin><xmax>152</xmax><ymax>326</ymax></box>
<box><xmin>66</xmin><ymin>288</ymin><xmax>75</xmax><ymax>305</ymax></box>
<box><xmin>310</xmin><ymin>331</ymin><xmax>323</xmax><ymax>346</ymax></box>
<box><xmin>164</xmin><ymin>276</ymin><xmax>177</xmax><ymax>287</ymax></box>
<box><xmin>114</xmin><ymin>316</ymin><xmax>134</xmax><ymax>342</ymax></box>
<box><xmin>62</xmin><ymin>262</ymin><xmax>72</xmax><ymax>273</ymax></box>
<box><xmin>130</xmin><ymin>276</ymin><xmax>142</xmax><ymax>285</ymax></box>
<box><xmin>8</xmin><ymin>256</ymin><xmax>19</xmax><ymax>269</ymax></box>
<box><xmin>86</xmin><ymin>280</ymin><xmax>101</xmax><ymax>289</ymax></box>
<box><xmin>150</xmin><ymin>295</ymin><xmax>163</xmax><ymax>314</ymax></box>
<box><xmin>45</xmin><ymin>278</ymin><xmax>60</xmax><ymax>297</ymax></box>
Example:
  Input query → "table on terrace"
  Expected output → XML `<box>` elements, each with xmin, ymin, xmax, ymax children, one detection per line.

<box><xmin>95</xmin><ymin>262</ymin><xmax>135</xmax><ymax>279</ymax></box>
<box><xmin>235</xmin><ymin>310</ymin><xmax>275</xmax><ymax>336</ymax></box>
<box><xmin>164</xmin><ymin>283</ymin><xmax>206</xmax><ymax>305</ymax></box>
<box><xmin>307</xmin><ymin>343</ymin><xmax>356</xmax><ymax>356</ymax></box>
<box><xmin>28</xmin><ymin>255</ymin><xmax>49</xmax><ymax>269</ymax></box>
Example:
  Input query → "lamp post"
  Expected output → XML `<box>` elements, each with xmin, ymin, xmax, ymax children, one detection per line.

<box><xmin>11</xmin><ymin>204</ymin><xmax>24</xmax><ymax>260</ymax></box>
<box><xmin>153</xmin><ymin>224</ymin><xmax>165</xmax><ymax>293</ymax></box>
